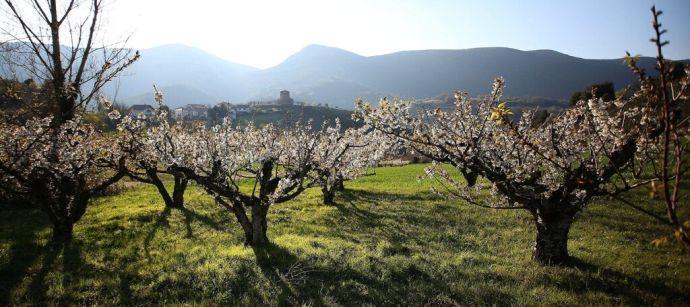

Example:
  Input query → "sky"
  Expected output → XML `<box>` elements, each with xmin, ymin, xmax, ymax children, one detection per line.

<box><xmin>103</xmin><ymin>0</ymin><xmax>690</xmax><ymax>69</ymax></box>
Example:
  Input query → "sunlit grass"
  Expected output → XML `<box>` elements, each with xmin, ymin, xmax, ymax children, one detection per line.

<box><xmin>1</xmin><ymin>164</ymin><xmax>688</xmax><ymax>305</ymax></box>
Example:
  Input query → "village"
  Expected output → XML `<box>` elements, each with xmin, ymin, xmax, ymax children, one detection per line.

<box><xmin>125</xmin><ymin>90</ymin><xmax>297</xmax><ymax>121</ymax></box>
<box><xmin>120</xmin><ymin>89</ymin><xmax>354</xmax><ymax>129</ymax></box>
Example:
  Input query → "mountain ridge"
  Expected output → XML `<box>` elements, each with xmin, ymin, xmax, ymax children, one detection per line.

<box><xmin>115</xmin><ymin>44</ymin><xmax>683</xmax><ymax>109</ymax></box>
<box><xmin>3</xmin><ymin>42</ymin><xmax>687</xmax><ymax>109</ymax></box>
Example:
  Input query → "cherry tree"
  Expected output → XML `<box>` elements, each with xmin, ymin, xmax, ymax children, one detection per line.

<box><xmin>355</xmin><ymin>78</ymin><xmax>650</xmax><ymax>264</ymax></box>
<box><xmin>0</xmin><ymin>116</ymin><xmax>126</xmax><ymax>242</ymax></box>
<box><xmin>148</xmin><ymin>100</ymin><xmax>318</xmax><ymax>246</ymax></box>
<box><xmin>310</xmin><ymin>121</ymin><xmax>389</xmax><ymax>205</ymax></box>
<box><xmin>105</xmin><ymin>96</ymin><xmax>188</xmax><ymax>209</ymax></box>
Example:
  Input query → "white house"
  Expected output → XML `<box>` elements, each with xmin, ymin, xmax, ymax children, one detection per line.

<box><xmin>127</xmin><ymin>104</ymin><xmax>155</xmax><ymax>119</ymax></box>
<box><xmin>174</xmin><ymin>104</ymin><xmax>209</xmax><ymax>120</ymax></box>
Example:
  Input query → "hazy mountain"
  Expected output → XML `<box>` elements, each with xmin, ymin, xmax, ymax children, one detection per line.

<box><xmin>4</xmin><ymin>43</ymin><xmax>686</xmax><ymax>109</ymax></box>
<box><xmin>243</xmin><ymin>45</ymin><xmax>377</xmax><ymax>103</ymax></box>
<box><xmin>105</xmin><ymin>44</ymin><xmax>258</xmax><ymax>105</ymax></box>
<box><xmin>261</xmin><ymin>46</ymin><xmax>669</xmax><ymax>107</ymax></box>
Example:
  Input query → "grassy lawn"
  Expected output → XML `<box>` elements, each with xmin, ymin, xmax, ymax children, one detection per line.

<box><xmin>1</xmin><ymin>164</ymin><xmax>688</xmax><ymax>305</ymax></box>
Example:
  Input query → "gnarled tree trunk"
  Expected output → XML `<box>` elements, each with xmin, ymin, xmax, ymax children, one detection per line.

<box><xmin>51</xmin><ymin>220</ymin><xmax>74</xmax><ymax>243</ymax></box>
<box><xmin>39</xmin><ymin>198</ymin><xmax>88</xmax><ymax>244</ymax></box>
<box><xmin>334</xmin><ymin>174</ymin><xmax>345</xmax><ymax>191</ymax></box>
<box><xmin>146</xmin><ymin>169</ymin><xmax>187</xmax><ymax>209</ymax></box>
<box><xmin>30</xmin><ymin>174</ymin><xmax>87</xmax><ymax>244</ymax></box>
<box><xmin>225</xmin><ymin>199</ymin><xmax>270</xmax><ymax>247</ymax></box>
<box><xmin>147</xmin><ymin>168</ymin><xmax>175</xmax><ymax>208</ymax></box>
<box><xmin>320</xmin><ymin>174</ymin><xmax>343</xmax><ymax>205</ymax></box>
<box><xmin>532</xmin><ymin>209</ymin><xmax>575</xmax><ymax>265</ymax></box>
<box><xmin>224</xmin><ymin>199</ymin><xmax>253</xmax><ymax>245</ymax></box>
<box><xmin>250</xmin><ymin>205</ymin><xmax>269</xmax><ymax>246</ymax></box>
<box><xmin>321</xmin><ymin>185</ymin><xmax>335</xmax><ymax>205</ymax></box>
<box><xmin>172</xmin><ymin>174</ymin><xmax>188</xmax><ymax>208</ymax></box>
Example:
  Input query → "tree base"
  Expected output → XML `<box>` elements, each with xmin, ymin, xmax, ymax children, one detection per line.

<box><xmin>165</xmin><ymin>200</ymin><xmax>185</xmax><ymax>209</ymax></box>
<box><xmin>533</xmin><ymin>246</ymin><xmax>569</xmax><ymax>265</ymax></box>
<box><xmin>51</xmin><ymin>223</ymin><xmax>74</xmax><ymax>244</ymax></box>
<box><xmin>322</xmin><ymin>198</ymin><xmax>336</xmax><ymax>206</ymax></box>
<box><xmin>533</xmin><ymin>213</ymin><xmax>573</xmax><ymax>265</ymax></box>
<box><xmin>245</xmin><ymin>235</ymin><xmax>270</xmax><ymax>247</ymax></box>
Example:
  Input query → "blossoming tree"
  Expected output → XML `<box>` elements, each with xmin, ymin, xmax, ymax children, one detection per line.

<box><xmin>148</xmin><ymin>100</ymin><xmax>319</xmax><ymax>246</ymax></box>
<box><xmin>310</xmin><ymin>120</ymin><xmax>390</xmax><ymax>205</ymax></box>
<box><xmin>0</xmin><ymin>0</ymin><xmax>137</xmax><ymax>243</ymax></box>
<box><xmin>0</xmin><ymin>116</ymin><xmax>127</xmax><ymax>242</ymax></box>
<box><xmin>105</xmin><ymin>96</ymin><xmax>189</xmax><ymax>209</ymax></box>
<box><xmin>354</xmin><ymin>78</ymin><xmax>650</xmax><ymax>264</ymax></box>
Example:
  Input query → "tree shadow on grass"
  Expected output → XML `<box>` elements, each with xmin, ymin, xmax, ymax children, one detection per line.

<box><xmin>340</xmin><ymin>188</ymin><xmax>441</xmax><ymax>204</ymax></box>
<box><xmin>56</xmin><ymin>243</ymin><xmax>84</xmax><ymax>305</ymax></box>
<box><xmin>26</xmin><ymin>245</ymin><xmax>60</xmax><ymax>305</ymax></box>
<box><xmin>22</xmin><ymin>241</ymin><xmax>88</xmax><ymax>305</ymax></box>
<box><xmin>336</xmin><ymin>188</ymin><xmax>442</xmax><ymax>222</ymax></box>
<box><xmin>117</xmin><ymin>270</ymin><xmax>136</xmax><ymax>305</ymax></box>
<box><xmin>251</xmin><ymin>243</ymin><xmax>306</xmax><ymax>304</ymax></box>
<box><xmin>554</xmin><ymin>257</ymin><xmax>690</xmax><ymax>305</ymax></box>
<box><xmin>250</xmin><ymin>241</ymin><xmax>518</xmax><ymax>305</ymax></box>
<box><xmin>143</xmin><ymin>205</ymin><xmax>230</xmax><ymax>256</ymax></box>
<box><xmin>143</xmin><ymin>206</ymin><xmax>172</xmax><ymax>259</ymax></box>
<box><xmin>318</xmin><ymin>188</ymin><xmax>465</xmax><ymax>246</ymax></box>
<box><xmin>0</xmin><ymin>208</ymin><xmax>48</xmax><ymax>305</ymax></box>
<box><xmin>250</xmin><ymin>242</ymin><xmax>396</xmax><ymax>305</ymax></box>
<box><xmin>178</xmin><ymin>205</ymin><xmax>229</xmax><ymax>238</ymax></box>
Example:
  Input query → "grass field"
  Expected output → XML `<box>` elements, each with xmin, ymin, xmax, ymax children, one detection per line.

<box><xmin>1</xmin><ymin>164</ymin><xmax>689</xmax><ymax>305</ymax></box>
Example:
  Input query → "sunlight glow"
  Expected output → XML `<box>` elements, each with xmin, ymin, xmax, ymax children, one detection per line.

<box><xmin>100</xmin><ymin>0</ymin><xmax>690</xmax><ymax>68</ymax></box>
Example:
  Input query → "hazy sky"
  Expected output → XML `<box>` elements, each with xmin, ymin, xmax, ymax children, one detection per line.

<box><xmin>104</xmin><ymin>0</ymin><xmax>690</xmax><ymax>69</ymax></box>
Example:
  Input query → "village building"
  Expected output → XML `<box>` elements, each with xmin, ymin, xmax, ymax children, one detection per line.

<box><xmin>232</xmin><ymin>104</ymin><xmax>250</xmax><ymax>114</ymax></box>
<box><xmin>127</xmin><ymin>104</ymin><xmax>155</xmax><ymax>119</ymax></box>
<box><xmin>276</xmin><ymin>90</ymin><xmax>294</xmax><ymax>106</ymax></box>
<box><xmin>247</xmin><ymin>90</ymin><xmax>295</xmax><ymax>107</ymax></box>
<box><xmin>174</xmin><ymin>104</ymin><xmax>209</xmax><ymax>120</ymax></box>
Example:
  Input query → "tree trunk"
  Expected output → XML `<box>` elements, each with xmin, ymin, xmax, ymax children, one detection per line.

<box><xmin>51</xmin><ymin>220</ymin><xmax>74</xmax><ymax>243</ymax></box>
<box><xmin>334</xmin><ymin>175</ymin><xmax>345</xmax><ymax>191</ymax></box>
<box><xmin>533</xmin><ymin>211</ymin><xmax>574</xmax><ymax>265</ymax></box>
<box><xmin>321</xmin><ymin>185</ymin><xmax>335</xmax><ymax>205</ymax></box>
<box><xmin>146</xmin><ymin>168</ymin><xmax>187</xmax><ymax>209</ymax></box>
<box><xmin>171</xmin><ymin>175</ymin><xmax>188</xmax><ymax>208</ymax></box>
<box><xmin>223</xmin><ymin>199</ymin><xmax>254</xmax><ymax>246</ymax></box>
<box><xmin>250</xmin><ymin>205</ymin><xmax>269</xmax><ymax>246</ymax></box>
<box><xmin>147</xmin><ymin>169</ymin><xmax>175</xmax><ymax>208</ymax></box>
<box><xmin>40</xmin><ymin>189</ymin><xmax>88</xmax><ymax>245</ymax></box>
<box><xmin>679</xmin><ymin>230</ymin><xmax>690</xmax><ymax>251</ymax></box>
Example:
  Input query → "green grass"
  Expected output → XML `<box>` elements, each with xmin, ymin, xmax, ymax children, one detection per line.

<box><xmin>1</xmin><ymin>164</ymin><xmax>688</xmax><ymax>305</ymax></box>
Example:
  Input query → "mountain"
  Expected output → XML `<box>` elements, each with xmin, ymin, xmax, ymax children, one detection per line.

<box><xmin>4</xmin><ymin>43</ymin><xmax>687</xmax><ymax>109</ymax></box>
<box><xmin>257</xmin><ymin>46</ymin><xmax>669</xmax><ymax>107</ymax></box>
<box><xmin>105</xmin><ymin>44</ymin><xmax>258</xmax><ymax>104</ymax></box>
<box><xmin>242</xmin><ymin>45</ymin><xmax>379</xmax><ymax>103</ymax></box>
